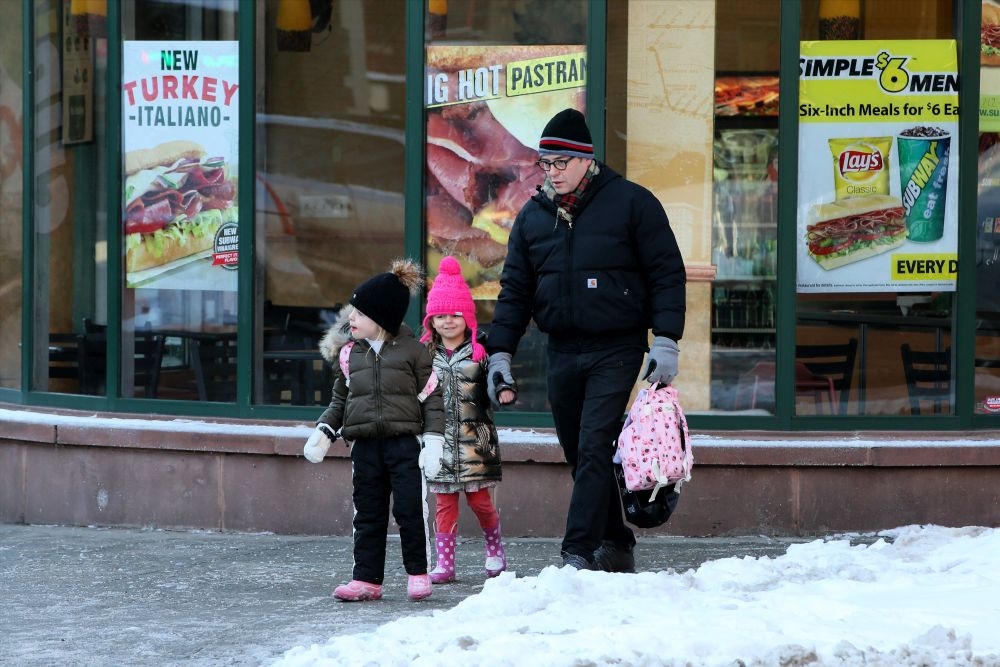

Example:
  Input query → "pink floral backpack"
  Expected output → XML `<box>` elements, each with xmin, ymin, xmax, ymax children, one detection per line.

<box><xmin>615</xmin><ymin>383</ymin><xmax>693</xmax><ymax>500</ymax></box>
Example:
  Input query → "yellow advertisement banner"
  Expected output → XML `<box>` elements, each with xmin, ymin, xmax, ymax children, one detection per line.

<box><xmin>799</xmin><ymin>40</ymin><xmax>959</xmax><ymax>123</ymax></box>
<box><xmin>505</xmin><ymin>54</ymin><xmax>587</xmax><ymax>97</ymax></box>
<box><xmin>890</xmin><ymin>253</ymin><xmax>958</xmax><ymax>280</ymax></box>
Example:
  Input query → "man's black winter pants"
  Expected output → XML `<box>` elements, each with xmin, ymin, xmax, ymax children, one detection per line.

<box><xmin>547</xmin><ymin>343</ymin><xmax>645</xmax><ymax>561</ymax></box>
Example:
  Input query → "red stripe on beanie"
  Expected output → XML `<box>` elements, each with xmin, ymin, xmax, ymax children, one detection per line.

<box><xmin>538</xmin><ymin>137</ymin><xmax>593</xmax><ymax>154</ymax></box>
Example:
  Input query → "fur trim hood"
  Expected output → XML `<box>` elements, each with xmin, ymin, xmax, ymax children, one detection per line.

<box><xmin>319</xmin><ymin>309</ymin><xmax>353</xmax><ymax>364</ymax></box>
<box><xmin>318</xmin><ymin>308</ymin><xmax>418</xmax><ymax>364</ymax></box>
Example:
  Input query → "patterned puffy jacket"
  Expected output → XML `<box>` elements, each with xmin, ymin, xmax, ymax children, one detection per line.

<box><xmin>425</xmin><ymin>338</ymin><xmax>501</xmax><ymax>485</ymax></box>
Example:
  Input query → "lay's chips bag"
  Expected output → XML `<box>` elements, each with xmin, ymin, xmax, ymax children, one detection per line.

<box><xmin>829</xmin><ymin>137</ymin><xmax>893</xmax><ymax>199</ymax></box>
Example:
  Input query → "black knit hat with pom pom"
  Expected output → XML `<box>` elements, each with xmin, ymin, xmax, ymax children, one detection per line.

<box><xmin>350</xmin><ymin>258</ymin><xmax>424</xmax><ymax>335</ymax></box>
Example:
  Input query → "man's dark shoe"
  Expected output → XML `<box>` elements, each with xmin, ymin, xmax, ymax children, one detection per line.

<box><xmin>560</xmin><ymin>551</ymin><xmax>594</xmax><ymax>570</ymax></box>
<box><xmin>593</xmin><ymin>541</ymin><xmax>635</xmax><ymax>573</ymax></box>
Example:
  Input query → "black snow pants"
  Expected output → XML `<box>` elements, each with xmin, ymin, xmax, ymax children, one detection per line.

<box><xmin>349</xmin><ymin>434</ymin><xmax>428</xmax><ymax>584</ymax></box>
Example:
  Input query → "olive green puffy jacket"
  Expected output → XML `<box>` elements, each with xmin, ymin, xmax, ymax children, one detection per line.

<box><xmin>317</xmin><ymin>319</ymin><xmax>444</xmax><ymax>441</ymax></box>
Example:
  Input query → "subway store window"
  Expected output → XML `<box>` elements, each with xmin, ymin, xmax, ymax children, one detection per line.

<box><xmin>794</xmin><ymin>0</ymin><xmax>958</xmax><ymax>418</ymax></box>
<box><xmin>26</xmin><ymin>0</ymin><xmax>242</xmax><ymax>403</ymax></box>
<box><xmin>978</xmin><ymin>0</ymin><xmax>1000</xmax><ymax>415</ymax></box>
<box><xmin>711</xmin><ymin>0</ymin><xmax>781</xmax><ymax>413</ymax></box>
<box><xmin>255</xmin><ymin>0</ymin><xmax>407</xmax><ymax>406</ymax></box>
<box><xmin>119</xmin><ymin>1</ymin><xmax>241</xmax><ymax>403</ymax></box>
<box><xmin>0</xmin><ymin>1</ymin><xmax>23</xmax><ymax>391</ymax></box>
<box><xmin>6</xmin><ymin>0</ymin><xmax>993</xmax><ymax>429</ymax></box>
<box><xmin>31</xmin><ymin>0</ymin><xmax>110</xmax><ymax>397</ymax></box>
<box><xmin>710</xmin><ymin>0</ymin><xmax>980</xmax><ymax>419</ymax></box>
<box><xmin>424</xmin><ymin>0</ymin><xmax>589</xmax><ymax>414</ymax></box>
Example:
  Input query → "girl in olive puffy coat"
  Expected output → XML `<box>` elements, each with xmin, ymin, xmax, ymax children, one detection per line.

<box><xmin>419</xmin><ymin>256</ymin><xmax>511</xmax><ymax>583</ymax></box>
<box><xmin>302</xmin><ymin>259</ymin><xmax>444</xmax><ymax>603</ymax></box>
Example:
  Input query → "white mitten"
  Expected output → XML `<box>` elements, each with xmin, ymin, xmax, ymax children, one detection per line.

<box><xmin>418</xmin><ymin>433</ymin><xmax>444</xmax><ymax>478</ymax></box>
<box><xmin>303</xmin><ymin>424</ymin><xmax>338</xmax><ymax>463</ymax></box>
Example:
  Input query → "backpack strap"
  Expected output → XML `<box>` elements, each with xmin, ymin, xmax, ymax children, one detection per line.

<box><xmin>417</xmin><ymin>371</ymin><xmax>438</xmax><ymax>403</ymax></box>
<box><xmin>337</xmin><ymin>340</ymin><xmax>438</xmax><ymax>401</ymax></box>
<box><xmin>338</xmin><ymin>341</ymin><xmax>354</xmax><ymax>388</ymax></box>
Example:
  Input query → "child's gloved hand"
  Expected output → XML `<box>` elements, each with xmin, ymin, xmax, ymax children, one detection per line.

<box><xmin>418</xmin><ymin>433</ymin><xmax>445</xmax><ymax>478</ymax></box>
<box><xmin>303</xmin><ymin>424</ymin><xmax>338</xmax><ymax>463</ymax></box>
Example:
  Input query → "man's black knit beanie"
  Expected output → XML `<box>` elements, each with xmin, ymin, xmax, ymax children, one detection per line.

<box><xmin>538</xmin><ymin>108</ymin><xmax>594</xmax><ymax>158</ymax></box>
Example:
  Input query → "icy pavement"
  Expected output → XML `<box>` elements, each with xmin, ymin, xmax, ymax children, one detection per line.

<box><xmin>0</xmin><ymin>524</ymin><xmax>802</xmax><ymax>666</ymax></box>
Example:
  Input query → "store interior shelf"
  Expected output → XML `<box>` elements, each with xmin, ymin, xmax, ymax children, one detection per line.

<box><xmin>715</xmin><ymin>275</ymin><xmax>776</xmax><ymax>282</ymax></box>
<box><xmin>712</xmin><ymin>327</ymin><xmax>775</xmax><ymax>334</ymax></box>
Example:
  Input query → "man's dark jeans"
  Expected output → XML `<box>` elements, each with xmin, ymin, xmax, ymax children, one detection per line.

<box><xmin>547</xmin><ymin>343</ymin><xmax>645</xmax><ymax>560</ymax></box>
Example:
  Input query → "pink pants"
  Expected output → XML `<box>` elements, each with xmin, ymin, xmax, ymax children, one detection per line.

<box><xmin>434</xmin><ymin>488</ymin><xmax>499</xmax><ymax>534</ymax></box>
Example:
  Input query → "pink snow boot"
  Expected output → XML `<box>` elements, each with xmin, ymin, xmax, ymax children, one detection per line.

<box><xmin>408</xmin><ymin>574</ymin><xmax>432</xmax><ymax>601</ymax></box>
<box><xmin>429</xmin><ymin>531</ymin><xmax>457</xmax><ymax>584</ymax></box>
<box><xmin>484</xmin><ymin>524</ymin><xmax>506</xmax><ymax>577</ymax></box>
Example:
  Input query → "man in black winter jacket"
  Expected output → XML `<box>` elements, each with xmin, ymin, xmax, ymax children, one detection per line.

<box><xmin>485</xmin><ymin>108</ymin><xmax>686</xmax><ymax>572</ymax></box>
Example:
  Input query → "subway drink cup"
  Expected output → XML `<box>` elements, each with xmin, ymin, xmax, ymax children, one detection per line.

<box><xmin>897</xmin><ymin>127</ymin><xmax>950</xmax><ymax>243</ymax></box>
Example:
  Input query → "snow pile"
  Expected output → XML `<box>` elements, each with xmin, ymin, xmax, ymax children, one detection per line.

<box><xmin>274</xmin><ymin>525</ymin><xmax>1000</xmax><ymax>666</ymax></box>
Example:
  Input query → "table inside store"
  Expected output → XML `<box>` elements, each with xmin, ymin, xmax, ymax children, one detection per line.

<box><xmin>154</xmin><ymin>326</ymin><xmax>238</xmax><ymax>402</ymax></box>
<box><xmin>261</xmin><ymin>347</ymin><xmax>332</xmax><ymax>406</ymax></box>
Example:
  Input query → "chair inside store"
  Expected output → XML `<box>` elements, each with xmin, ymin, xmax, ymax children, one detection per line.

<box><xmin>795</xmin><ymin>338</ymin><xmax>858</xmax><ymax>415</ymax></box>
<box><xmin>733</xmin><ymin>338</ymin><xmax>857</xmax><ymax>414</ymax></box>
<box><xmin>47</xmin><ymin>332</ymin><xmax>86</xmax><ymax>392</ymax></box>
<box><xmin>900</xmin><ymin>344</ymin><xmax>952</xmax><ymax>415</ymax></box>
<box><xmin>193</xmin><ymin>335</ymin><xmax>239</xmax><ymax>402</ymax></box>
<box><xmin>133</xmin><ymin>326</ymin><xmax>166</xmax><ymax>399</ymax></box>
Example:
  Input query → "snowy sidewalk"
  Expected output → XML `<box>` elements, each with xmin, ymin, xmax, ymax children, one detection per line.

<box><xmin>0</xmin><ymin>524</ymin><xmax>801</xmax><ymax>666</ymax></box>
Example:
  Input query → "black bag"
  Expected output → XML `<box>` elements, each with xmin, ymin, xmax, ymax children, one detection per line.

<box><xmin>613</xmin><ymin>461</ymin><xmax>680</xmax><ymax>529</ymax></box>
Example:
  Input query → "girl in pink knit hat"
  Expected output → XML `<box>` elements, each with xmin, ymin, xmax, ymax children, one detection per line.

<box><xmin>420</xmin><ymin>256</ymin><xmax>515</xmax><ymax>582</ymax></box>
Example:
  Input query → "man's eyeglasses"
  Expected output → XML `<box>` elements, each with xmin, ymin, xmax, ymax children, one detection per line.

<box><xmin>536</xmin><ymin>158</ymin><xmax>573</xmax><ymax>172</ymax></box>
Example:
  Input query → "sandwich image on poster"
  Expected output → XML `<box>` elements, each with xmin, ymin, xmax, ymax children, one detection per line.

<box><xmin>983</xmin><ymin>0</ymin><xmax>1000</xmax><ymax>66</ymax></box>
<box><xmin>425</xmin><ymin>44</ymin><xmax>585</xmax><ymax>299</ymax></box>
<box><xmin>123</xmin><ymin>140</ymin><xmax>238</xmax><ymax>288</ymax></box>
<box><xmin>805</xmin><ymin>194</ymin><xmax>907</xmax><ymax>270</ymax></box>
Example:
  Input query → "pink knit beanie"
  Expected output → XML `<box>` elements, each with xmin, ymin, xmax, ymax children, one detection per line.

<box><xmin>420</xmin><ymin>256</ymin><xmax>486</xmax><ymax>361</ymax></box>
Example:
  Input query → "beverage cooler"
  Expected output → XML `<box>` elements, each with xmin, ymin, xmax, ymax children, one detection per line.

<box><xmin>711</xmin><ymin>79</ymin><xmax>779</xmax><ymax>409</ymax></box>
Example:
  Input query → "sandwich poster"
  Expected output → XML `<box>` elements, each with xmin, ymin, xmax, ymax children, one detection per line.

<box><xmin>797</xmin><ymin>40</ymin><xmax>959</xmax><ymax>293</ymax></box>
<box><xmin>122</xmin><ymin>41</ymin><xmax>239</xmax><ymax>291</ymax></box>
<box><xmin>982</xmin><ymin>0</ymin><xmax>1000</xmax><ymax>130</ymax></box>
<box><xmin>425</xmin><ymin>44</ymin><xmax>585</xmax><ymax>299</ymax></box>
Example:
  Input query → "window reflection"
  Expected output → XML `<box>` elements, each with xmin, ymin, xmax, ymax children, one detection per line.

<box><xmin>976</xmin><ymin>130</ymin><xmax>1000</xmax><ymax>411</ymax></box>
<box><xmin>0</xmin><ymin>2</ymin><xmax>23</xmax><ymax>390</ymax></box>
<box><xmin>255</xmin><ymin>0</ymin><xmax>407</xmax><ymax>405</ymax></box>
<box><xmin>791</xmin><ymin>0</ymin><xmax>956</xmax><ymax>417</ymax></box>
<box><xmin>34</xmin><ymin>2</ymin><xmax>105</xmax><ymax>395</ymax></box>
<box><xmin>424</xmin><ymin>0</ymin><xmax>588</xmax><ymax>414</ymax></box>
